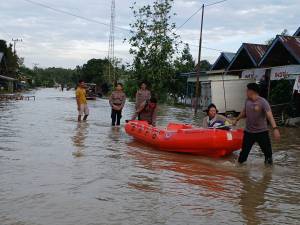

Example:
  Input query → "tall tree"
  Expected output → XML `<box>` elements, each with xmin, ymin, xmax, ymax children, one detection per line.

<box><xmin>80</xmin><ymin>58</ymin><xmax>110</xmax><ymax>84</ymax></box>
<box><xmin>171</xmin><ymin>44</ymin><xmax>195</xmax><ymax>100</ymax></box>
<box><xmin>0</xmin><ymin>40</ymin><xmax>18</xmax><ymax>77</ymax></box>
<box><xmin>127</xmin><ymin>0</ymin><xmax>180</xmax><ymax>101</ymax></box>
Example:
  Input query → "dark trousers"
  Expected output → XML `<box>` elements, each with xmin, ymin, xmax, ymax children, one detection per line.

<box><xmin>111</xmin><ymin>109</ymin><xmax>122</xmax><ymax>126</ymax></box>
<box><xmin>238</xmin><ymin>131</ymin><xmax>272</xmax><ymax>163</ymax></box>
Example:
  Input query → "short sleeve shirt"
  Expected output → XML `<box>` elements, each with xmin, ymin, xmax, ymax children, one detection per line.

<box><xmin>245</xmin><ymin>96</ymin><xmax>271</xmax><ymax>133</ymax></box>
<box><xmin>76</xmin><ymin>87</ymin><xmax>87</xmax><ymax>105</ymax></box>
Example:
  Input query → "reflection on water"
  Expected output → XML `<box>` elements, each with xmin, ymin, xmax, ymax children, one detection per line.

<box><xmin>72</xmin><ymin>122</ymin><xmax>89</xmax><ymax>156</ymax></box>
<box><xmin>239</xmin><ymin>169</ymin><xmax>272</xmax><ymax>225</ymax></box>
<box><xmin>0</xmin><ymin>88</ymin><xmax>299</xmax><ymax>225</ymax></box>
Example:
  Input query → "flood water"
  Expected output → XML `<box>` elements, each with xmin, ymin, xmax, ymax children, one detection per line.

<box><xmin>0</xmin><ymin>88</ymin><xmax>299</xmax><ymax>225</ymax></box>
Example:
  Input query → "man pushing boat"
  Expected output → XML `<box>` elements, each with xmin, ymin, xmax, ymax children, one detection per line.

<box><xmin>132</xmin><ymin>96</ymin><xmax>158</xmax><ymax>126</ymax></box>
<box><xmin>233</xmin><ymin>83</ymin><xmax>280</xmax><ymax>165</ymax></box>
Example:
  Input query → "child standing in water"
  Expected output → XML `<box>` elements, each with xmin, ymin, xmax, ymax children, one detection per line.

<box><xmin>109</xmin><ymin>83</ymin><xmax>126</xmax><ymax>126</ymax></box>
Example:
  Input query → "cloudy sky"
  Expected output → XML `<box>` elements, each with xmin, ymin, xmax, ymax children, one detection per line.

<box><xmin>0</xmin><ymin>0</ymin><xmax>299</xmax><ymax>68</ymax></box>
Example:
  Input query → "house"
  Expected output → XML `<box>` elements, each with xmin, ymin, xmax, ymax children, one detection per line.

<box><xmin>180</xmin><ymin>27</ymin><xmax>300</xmax><ymax>116</ymax></box>
<box><xmin>227</xmin><ymin>43</ymin><xmax>268</xmax><ymax>73</ymax></box>
<box><xmin>0</xmin><ymin>52</ymin><xmax>7</xmax><ymax>74</ymax></box>
<box><xmin>259</xmin><ymin>35</ymin><xmax>300</xmax><ymax>67</ymax></box>
<box><xmin>210</xmin><ymin>52</ymin><xmax>235</xmax><ymax>72</ymax></box>
<box><xmin>0</xmin><ymin>52</ymin><xmax>16</xmax><ymax>92</ymax></box>
<box><xmin>294</xmin><ymin>27</ymin><xmax>300</xmax><ymax>36</ymax></box>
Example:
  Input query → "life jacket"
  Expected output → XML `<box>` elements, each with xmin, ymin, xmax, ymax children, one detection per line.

<box><xmin>207</xmin><ymin>117</ymin><xmax>225</xmax><ymax>128</ymax></box>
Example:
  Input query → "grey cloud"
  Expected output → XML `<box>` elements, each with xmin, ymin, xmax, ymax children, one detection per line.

<box><xmin>0</xmin><ymin>0</ymin><xmax>299</xmax><ymax>68</ymax></box>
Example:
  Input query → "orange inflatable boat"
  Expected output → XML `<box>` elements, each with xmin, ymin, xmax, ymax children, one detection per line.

<box><xmin>125</xmin><ymin>121</ymin><xmax>244</xmax><ymax>157</ymax></box>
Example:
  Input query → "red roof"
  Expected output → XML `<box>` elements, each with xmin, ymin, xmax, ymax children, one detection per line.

<box><xmin>259</xmin><ymin>35</ymin><xmax>300</xmax><ymax>66</ymax></box>
<box><xmin>243</xmin><ymin>43</ymin><xmax>268</xmax><ymax>64</ymax></box>
<box><xmin>278</xmin><ymin>36</ymin><xmax>300</xmax><ymax>62</ymax></box>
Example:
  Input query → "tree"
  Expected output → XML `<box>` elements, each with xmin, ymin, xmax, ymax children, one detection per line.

<box><xmin>195</xmin><ymin>60</ymin><xmax>211</xmax><ymax>71</ymax></box>
<box><xmin>171</xmin><ymin>44</ymin><xmax>195</xmax><ymax>100</ymax></box>
<box><xmin>266</xmin><ymin>29</ymin><xmax>289</xmax><ymax>45</ymax></box>
<box><xmin>79</xmin><ymin>58</ymin><xmax>110</xmax><ymax>84</ymax></box>
<box><xmin>270</xmin><ymin>80</ymin><xmax>293</xmax><ymax>104</ymax></box>
<box><xmin>0</xmin><ymin>39</ymin><xmax>18</xmax><ymax>77</ymax></box>
<box><xmin>19</xmin><ymin>66</ymin><xmax>76</xmax><ymax>87</ymax></box>
<box><xmin>127</xmin><ymin>0</ymin><xmax>180</xmax><ymax>101</ymax></box>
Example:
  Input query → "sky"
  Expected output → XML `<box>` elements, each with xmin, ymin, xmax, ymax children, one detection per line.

<box><xmin>0</xmin><ymin>0</ymin><xmax>299</xmax><ymax>69</ymax></box>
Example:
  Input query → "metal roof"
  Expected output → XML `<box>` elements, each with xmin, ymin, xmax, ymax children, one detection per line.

<box><xmin>243</xmin><ymin>43</ymin><xmax>268</xmax><ymax>64</ymax></box>
<box><xmin>259</xmin><ymin>35</ymin><xmax>300</xmax><ymax>66</ymax></box>
<box><xmin>211</xmin><ymin>52</ymin><xmax>235</xmax><ymax>71</ymax></box>
<box><xmin>294</xmin><ymin>27</ymin><xmax>300</xmax><ymax>36</ymax></box>
<box><xmin>223</xmin><ymin>52</ymin><xmax>236</xmax><ymax>62</ymax></box>
<box><xmin>227</xmin><ymin>43</ymin><xmax>267</xmax><ymax>71</ymax></box>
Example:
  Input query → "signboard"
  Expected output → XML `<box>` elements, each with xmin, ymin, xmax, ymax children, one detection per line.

<box><xmin>270</xmin><ymin>65</ymin><xmax>300</xmax><ymax>80</ymax></box>
<box><xmin>241</xmin><ymin>68</ymin><xmax>266</xmax><ymax>81</ymax></box>
<box><xmin>293</xmin><ymin>76</ymin><xmax>300</xmax><ymax>93</ymax></box>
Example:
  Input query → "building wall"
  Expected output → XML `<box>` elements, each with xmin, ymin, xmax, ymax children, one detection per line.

<box><xmin>187</xmin><ymin>74</ymin><xmax>239</xmax><ymax>83</ymax></box>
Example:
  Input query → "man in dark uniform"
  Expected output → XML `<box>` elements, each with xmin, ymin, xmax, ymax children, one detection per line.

<box><xmin>233</xmin><ymin>83</ymin><xmax>280</xmax><ymax>165</ymax></box>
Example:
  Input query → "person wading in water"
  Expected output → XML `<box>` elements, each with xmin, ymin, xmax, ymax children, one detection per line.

<box><xmin>109</xmin><ymin>83</ymin><xmax>126</xmax><ymax>127</ymax></box>
<box><xmin>134</xmin><ymin>97</ymin><xmax>158</xmax><ymax>126</ymax></box>
<box><xmin>233</xmin><ymin>83</ymin><xmax>280</xmax><ymax>165</ymax></box>
<box><xmin>135</xmin><ymin>82</ymin><xmax>151</xmax><ymax>110</ymax></box>
<box><xmin>76</xmin><ymin>80</ymin><xmax>89</xmax><ymax>122</ymax></box>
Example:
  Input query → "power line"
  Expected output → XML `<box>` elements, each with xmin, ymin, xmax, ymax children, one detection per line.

<box><xmin>205</xmin><ymin>0</ymin><xmax>228</xmax><ymax>7</ymax></box>
<box><xmin>22</xmin><ymin>0</ymin><xmax>131</xmax><ymax>32</ymax></box>
<box><xmin>176</xmin><ymin>0</ymin><xmax>228</xmax><ymax>31</ymax></box>
<box><xmin>176</xmin><ymin>7</ymin><xmax>203</xmax><ymax>30</ymax></box>
<box><xmin>187</xmin><ymin>43</ymin><xmax>225</xmax><ymax>52</ymax></box>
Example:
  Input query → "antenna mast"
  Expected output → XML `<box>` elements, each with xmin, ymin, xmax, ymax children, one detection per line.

<box><xmin>108</xmin><ymin>0</ymin><xmax>116</xmax><ymax>85</ymax></box>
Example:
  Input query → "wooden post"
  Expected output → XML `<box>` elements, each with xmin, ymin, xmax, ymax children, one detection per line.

<box><xmin>194</xmin><ymin>4</ymin><xmax>205</xmax><ymax>114</ymax></box>
<box><xmin>266</xmin><ymin>69</ymin><xmax>271</xmax><ymax>100</ymax></box>
<box><xmin>222</xmin><ymin>71</ymin><xmax>227</xmax><ymax>113</ymax></box>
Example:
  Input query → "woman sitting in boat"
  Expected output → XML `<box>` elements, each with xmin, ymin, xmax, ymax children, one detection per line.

<box><xmin>202</xmin><ymin>103</ymin><xmax>231</xmax><ymax>128</ymax></box>
<box><xmin>133</xmin><ymin>96</ymin><xmax>158</xmax><ymax>126</ymax></box>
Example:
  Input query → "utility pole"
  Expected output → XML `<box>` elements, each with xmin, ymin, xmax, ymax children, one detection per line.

<box><xmin>194</xmin><ymin>4</ymin><xmax>204</xmax><ymax>114</ymax></box>
<box><xmin>12</xmin><ymin>38</ymin><xmax>23</xmax><ymax>55</ymax></box>
<box><xmin>32</xmin><ymin>63</ymin><xmax>39</xmax><ymax>70</ymax></box>
<box><xmin>108</xmin><ymin>0</ymin><xmax>116</xmax><ymax>86</ymax></box>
